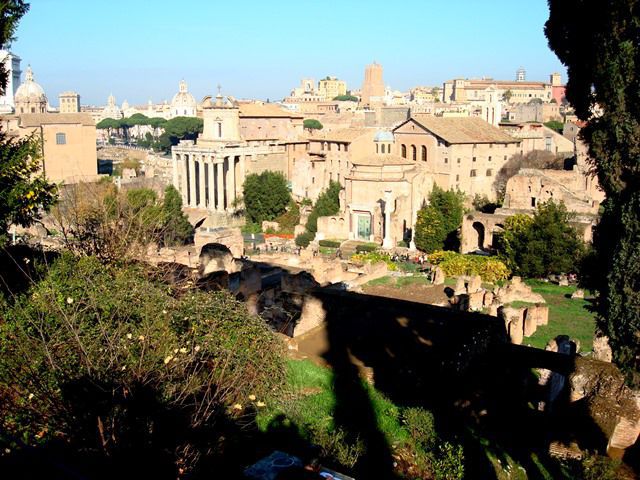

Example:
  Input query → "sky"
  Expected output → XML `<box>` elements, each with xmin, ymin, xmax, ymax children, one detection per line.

<box><xmin>11</xmin><ymin>0</ymin><xmax>566</xmax><ymax>107</ymax></box>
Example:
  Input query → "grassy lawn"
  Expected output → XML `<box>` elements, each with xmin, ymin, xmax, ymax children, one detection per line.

<box><xmin>365</xmin><ymin>275</ymin><xmax>431</xmax><ymax>288</ymax></box>
<box><xmin>523</xmin><ymin>280</ymin><xmax>596</xmax><ymax>352</ymax></box>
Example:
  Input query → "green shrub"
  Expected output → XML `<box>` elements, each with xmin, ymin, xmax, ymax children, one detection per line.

<box><xmin>319</xmin><ymin>239</ymin><xmax>341</xmax><ymax>248</ymax></box>
<box><xmin>274</xmin><ymin>200</ymin><xmax>300</xmax><ymax>234</ymax></box>
<box><xmin>306</xmin><ymin>182</ymin><xmax>341</xmax><ymax>235</ymax></box>
<box><xmin>403</xmin><ymin>407</ymin><xmax>437</xmax><ymax>452</ymax></box>
<box><xmin>355</xmin><ymin>244</ymin><xmax>377</xmax><ymax>253</ymax></box>
<box><xmin>295</xmin><ymin>231</ymin><xmax>314</xmax><ymax>247</ymax></box>
<box><xmin>351</xmin><ymin>251</ymin><xmax>397</xmax><ymax>271</ymax></box>
<box><xmin>432</xmin><ymin>442</ymin><xmax>465</xmax><ymax>480</ymax></box>
<box><xmin>0</xmin><ymin>254</ymin><xmax>285</xmax><ymax>473</ymax></box>
<box><xmin>428</xmin><ymin>250</ymin><xmax>510</xmax><ymax>283</ymax></box>
<box><xmin>397</xmin><ymin>240</ymin><xmax>408</xmax><ymax>248</ymax></box>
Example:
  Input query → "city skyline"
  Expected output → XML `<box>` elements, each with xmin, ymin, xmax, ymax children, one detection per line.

<box><xmin>12</xmin><ymin>0</ymin><xmax>566</xmax><ymax>105</ymax></box>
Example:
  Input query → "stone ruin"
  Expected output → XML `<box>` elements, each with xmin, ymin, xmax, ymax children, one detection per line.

<box><xmin>451</xmin><ymin>276</ymin><xmax>548</xmax><ymax>345</ymax></box>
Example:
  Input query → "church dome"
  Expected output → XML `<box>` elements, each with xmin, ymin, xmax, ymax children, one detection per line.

<box><xmin>171</xmin><ymin>80</ymin><xmax>197</xmax><ymax>110</ymax></box>
<box><xmin>15</xmin><ymin>66</ymin><xmax>47</xmax><ymax>104</ymax></box>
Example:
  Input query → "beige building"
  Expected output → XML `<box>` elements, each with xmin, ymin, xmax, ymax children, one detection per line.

<box><xmin>507</xmin><ymin>102</ymin><xmax>562</xmax><ymax>123</ymax></box>
<box><xmin>58</xmin><ymin>91</ymin><xmax>80</xmax><ymax>113</ymax></box>
<box><xmin>501</xmin><ymin>122</ymin><xmax>574</xmax><ymax>156</ymax></box>
<box><xmin>1</xmin><ymin>113</ymin><xmax>98</xmax><ymax>184</ymax></box>
<box><xmin>291</xmin><ymin>128</ymin><xmax>377</xmax><ymax>201</ymax></box>
<box><xmin>392</xmin><ymin>116</ymin><xmax>521</xmax><ymax>199</ymax></box>
<box><xmin>443</xmin><ymin>75</ymin><xmax>560</xmax><ymax>105</ymax></box>
<box><xmin>318</xmin><ymin>76</ymin><xmax>347</xmax><ymax>100</ymax></box>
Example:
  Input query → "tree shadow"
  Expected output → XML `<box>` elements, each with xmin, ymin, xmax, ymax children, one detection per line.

<box><xmin>312</xmin><ymin>288</ymin><xmax>611</xmax><ymax>479</ymax></box>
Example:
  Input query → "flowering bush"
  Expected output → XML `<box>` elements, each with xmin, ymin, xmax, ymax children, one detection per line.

<box><xmin>0</xmin><ymin>253</ymin><xmax>285</xmax><ymax>474</ymax></box>
<box><xmin>428</xmin><ymin>250</ymin><xmax>510</xmax><ymax>283</ymax></box>
<box><xmin>351</xmin><ymin>251</ymin><xmax>397</xmax><ymax>271</ymax></box>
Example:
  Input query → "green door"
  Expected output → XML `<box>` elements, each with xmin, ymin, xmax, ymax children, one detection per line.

<box><xmin>357</xmin><ymin>215</ymin><xmax>371</xmax><ymax>240</ymax></box>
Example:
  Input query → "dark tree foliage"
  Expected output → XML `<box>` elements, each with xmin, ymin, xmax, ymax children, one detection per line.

<box><xmin>333</xmin><ymin>95</ymin><xmax>359</xmax><ymax>102</ymax></box>
<box><xmin>303</xmin><ymin>119</ymin><xmax>323</xmax><ymax>131</ymax></box>
<box><xmin>161</xmin><ymin>185</ymin><xmax>193</xmax><ymax>246</ymax></box>
<box><xmin>414</xmin><ymin>186</ymin><xmax>464</xmax><ymax>253</ymax></box>
<box><xmin>157</xmin><ymin>117</ymin><xmax>203</xmax><ymax>152</ymax></box>
<box><xmin>497</xmin><ymin>201</ymin><xmax>584</xmax><ymax>278</ymax></box>
<box><xmin>546</xmin><ymin>0</ymin><xmax>640</xmax><ymax>382</ymax></box>
<box><xmin>305</xmin><ymin>181</ymin><xmax>341</xmax><ymax>235</ymax></box>
<box><xmin>242</xmin><ymin>171</ymin><xmax>291</xmax><ymax>225</ymax></box>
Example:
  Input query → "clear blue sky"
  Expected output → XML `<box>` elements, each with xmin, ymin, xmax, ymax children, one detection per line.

<box><xmin>12</xmin><ymin>0</ymin><xmax>565</xmax><ymax>106</ymax></box>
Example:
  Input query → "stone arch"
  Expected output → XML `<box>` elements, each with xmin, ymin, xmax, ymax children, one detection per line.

<box><xmin>472</xmin><ymin>222</ymin><xmax>486</xmax><ymax>250</ymax></box>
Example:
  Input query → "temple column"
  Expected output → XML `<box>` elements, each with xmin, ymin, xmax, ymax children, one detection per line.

<box><xmin>216</xmin><ymin>158</ymin><xmax>225</xmax><ymax>212</ymax></box>
<box><xmin>207</xmin><ymin>154</ymin><xmax>215</xmax><ymax>210</ymax></box>
<box><xmin>382</xmin><ymin>190</ymin><xmax>395</xmax><ymax>249</ymax></box>
<box><xmin>172</xmin><ymin>153</ymin><xmax>179</xmax><ymax>189</ymax></box>
<box><xmin>180</xmin><ymin>154</ymin><xmax>189</xmax><ymax>206</ymax></box>
<box><xmin>226</xmin><ymin>156</ymin><xmax>235</xmax><ymax>211</ymax></box>
<box><xmin>238</xmin><ymin>155</ymin><xmax>246</xmax><ymax>197</ymax></box>
<box><xmin>188</xmin><ymin>154</ymin><xmax>197</xmax><ymax>207</ymax></box>
<box><xmin>198</xmin><ymin>155</ymin><xmax>206</xmax><ymax>207</ymax></box>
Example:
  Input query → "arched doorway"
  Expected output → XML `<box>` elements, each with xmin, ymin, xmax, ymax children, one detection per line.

<box><xmin>472</xmin><ymin>222</ymin><xmax>486</xmax><ymax>250</ymax></box>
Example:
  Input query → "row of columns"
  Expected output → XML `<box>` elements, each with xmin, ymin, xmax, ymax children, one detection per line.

<box><xmin>173</xmin><ymin>153</ymin><xmax>246</xmax><ymax>211</ymax></box>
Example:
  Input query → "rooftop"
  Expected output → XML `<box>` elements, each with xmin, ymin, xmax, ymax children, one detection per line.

<box><xmin>19</xmin><ymin>113</ymin><xmax>95</xmax><ymax>127</ymax></box>
<box><xmin>399</xmin><ymin>116</ymin><xmax>519</xmax><ymax>144</ymax></box>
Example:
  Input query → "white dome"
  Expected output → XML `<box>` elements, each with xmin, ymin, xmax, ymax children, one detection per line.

<box><xmin>171</xmin><ymin>80</ymin><xmax>197</xmax><ymax>109</ymax></box>
<box><xmin>14</xmin><ymin>66</ymin><xmax>46</xmax><ymax>103</ymax></box>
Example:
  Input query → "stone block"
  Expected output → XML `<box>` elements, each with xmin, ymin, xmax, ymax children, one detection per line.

<box><xmin>468</xmin><ymin>275</ymin><xmax>482</xmax><ymax>293</ymax></box>
<box><xmin>432</xmin><ymin>266</ymin><xmax>445</xmax><ymax>285</ymax></box>
<box><xmin>500</xmin><ymin>306</ymin><xmax>525</xmax><ymax>345</ymax></box>
<box><xmin>527</xmin><ymin>304</ymin><xmax>549</xmax><ymax>326</ymax></box>
<box><xmin>261</xmin><ymin>220</ymin><xmax>280</xmax><ymax>232</ymax></box>
<box><xmin>593</xmin><ymin>335</ymin><xmax>613</xmax><ymax>363</ymax></box>
<box><xmin>558</xmin><ymin>275</ymin><xmax>569</xmax><ymax>286</ymax></box>
<box><xmin>468</xmin><ymin>290</ymin><xmax>485</xmax><ymax>311</ymax></box>
<box><xmin>571</xmin><ymin>289</ymin><xmax>584</xmax><ymax>299</ymax></box>
<box><xmin>293</xmin><ymin>295</ymin><xmax>327</xmax><ymax>337</ymax></box>
<box><xmin>454</xmin><ymin>277</ymin><xmax>466</xmax><ymax>295</ymax></box>
<box><xmin>523</xmin><ymin>308</ymin><xmax>538</xmax><ymax>337</ymax></box>
<box><xmin>294</xmin><ymin>224</ymin><xmax>306</xmax><ymax>237</ymax></box>
<box><xmin>483</xmin><ymin>291</ymin><xmax>494</xmax><ymax>307</ymax></box>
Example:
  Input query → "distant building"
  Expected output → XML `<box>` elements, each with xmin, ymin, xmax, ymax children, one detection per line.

<box><xmin>14</xmin><ymin>66</ymin><xmax>47</xmax><ymax>114</ymax></box>
<box><xmin>361</xmin><ymin>62</ymin><xmax>385</xmax><ymax>107</ymax></box>
<box><xmin>0</xmin><ymin>50</ymin><xmax>21</xmax><ymax>113</ymax></box>
<box><xmin>317</xmin><ymin>76</ymin><xmax>347</xmax><ymax>100</ymax></box>
<box><xmin>170</xmin><ymin>79</ymin><xmax>197</xmax><ymax>118</ymax></box>
<box><xmin>59</xmin><ymin>91</ymin><xmax>80</xmax><ymax>113</ymax></box>
<box><xmin>516</xmin><ymin>67</ymin><xmax>526</xmax><ymax>82</ymax></box>
<box><xmin>101</xmin><ymin>94</ymin><xmax>122</xmax><ymax>120</ymax></box>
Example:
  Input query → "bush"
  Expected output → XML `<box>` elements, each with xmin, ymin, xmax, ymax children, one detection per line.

<box><xmin>243</xmin><ymin>171</ymin><xmax>291</xmax><ymax>224</ymax></box>
<box><xmin>319</xmin><ymin>239</ymin><xmax>341</xmax><ymax>248</ymax></box>
<box><xmin>306</xmin><ymin>182</ymin><xmax>341</xmax><ymax>235</ymax></box>
<box><xmin>351</xmin><ymin>251</ymin><xmax>397</xmax><ymax>271</ymax></box>
<box><xmin>496</xmin><ymin>201</ymin><xmax>584</xmax><ymax>278</ymax></box>
<box><xmin>432</xmin><ymin>442</ymin><xmax>465</xmax><ymax>480</ymax></box>
<box><xmin>355</xmin><ymin>244</ymin><xmax>377</xmax><ymax>253</ymax></box>
<box><xmin>403</xmin><ymin>407</ymin><xmax>437</xmax><ymax>452</ymax></box>
<box><xmin>303</xmin><ymin>119</ymin><xmax>323</xmax><ymax>130</ymax></box>
<box><xmin>414</xmin><ymin>186</ymin><xmax>465</xmax><ymax>253</ymax></box>
<box><xmin>428</xmin><ymin>250</ymin><xmax>510</xmax><ymax>283</ymax></box>
<box><xmin>0</xmin><ymin>254</ymin><xmax>285</xmax><ymax>473</ymax></box>
<box><xmin>273</xmin><ymin>200</ymin><xmax>300</xmax><ymax>234</ymax></box>
<box><xmin>295</xmin><ymin>231</ymin><xmax>314</xmax><ymax>247</ymax></box>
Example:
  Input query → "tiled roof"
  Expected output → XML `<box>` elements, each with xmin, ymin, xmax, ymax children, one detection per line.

<box><xmin>402</xmin><ymin>116</ymin><xmax>519</xmax><ymax>144</ymax></box>
<box><xmin>19</xmin><ymin>113</ymin><xmax>95</xmax><ymax>127</ymax></box>
<box><xmin>309</xmin><ymin>128</ymin><xmax>372</xmax><ymax>143</ymax></box>
<box><xmin>238</xmin><ymin>102</ymin><xmax>303</xmax><ymax>118</ymax></box>
<box><xmin>352</xmin><ymin>153</ymin><xmax>415</xmax><ymax>166</ymax></box>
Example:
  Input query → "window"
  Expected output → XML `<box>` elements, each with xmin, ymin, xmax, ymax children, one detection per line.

<box><xmin>421</xmin><ymin>145</ymin><xmax>427</xmax><ymax>161</ymax></box>
<box><xmin>470</xmin><ymin>169</ymin><xmax>477</xmax><ymax>177</ymax></box>
<box><xmin>472</xmin><ymin>156</ymin><xmax>476</xmax><ymax>162</ymax></box>
<box><xmin>56</xmin><ymin>133</ymin><xmax>66</xmax><ymax>145</ymax></box>
<box><xmin>411</xmin><ymin>145</ymin><xmax>417</xmax><ymax>161</ymax></box>
<box><xmin>376</xmin><ymin>144</ymin><xmax>379</xmax><ymax>153</ymax></box>
<box><xmin>531</xmin><ymin>197</ymin><xmax>536</xmax><ymax>207</ymax></box>
<box><xmin>312</xmin><ymin>177</ymin><xmax>315</xmax><ymax>184</ymax></box>
<box><xmin>456</xmin><ymin>174</ymin><xmax>460</xmax><ymax>181</ymax></box>
<box><xmin>217</xmin><ymin>122</ymin><xmax>222</xmax><ymax>137</ymax></box>
<box><xmin>503</xmin><ymin>155</ymin><xmax>507</xmax><ymax>161</ymax></box>
<box><xmin>488</xmin><ymin>156</ymin><xmax>492</xmax><ymax>162</ymax></box>
<box><xmin>381</xmin><ymin>144</ymin><xmax>386</xmax><ymax>154</ymax></box>
<box><xmin>401</xmin><ymin>144</ymin><xmax>407</xmax><ymax>158</ymax></box>
<box><xmin>444</xmin><ymin>157</ymin><xmax>449</xmax><ymax>164</ymax></box>
<box><xmin>344</xmin><ymin>144</ymin><xmax>349</xmax><ymax>153</ymax></box>
<box><xmin>486</xmin><ymin>169</ymin><xmax>493</xmax><ymax>176</ymax></box>
<box><xmin>545</xmin><ymin>137</ymin><xmax>552</xmax><ymax>151</ymax></box>
<box><xmin>457</xmin><ymin>158</ymin><xmax>461</xmax><ymax>164</ymax></box>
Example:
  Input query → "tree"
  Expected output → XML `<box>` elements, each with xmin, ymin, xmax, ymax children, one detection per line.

<box><xmin>157</xmin><ymin>117</ymin><xmax>203</xmax><ymax>152</ymax></box>
<box><xmin>414</xmin><ymin>186</ymin><xmax>464</xmax><ymax>253</ymax></box>
<box><xmin>242</xmin><ymin>171</ymin><xmax>291</xmax><ymax>225</ymax></box>
<box><xmin>0</xmin><ymin>1</ymin><xmax>58</xmax><ymax>244</ymax></box>
<box><xmin>502</xmin><ymin>89</ymin><xmax>513</xmax><ymax>103</ymax></box>
<box><xmin>544</xmin><ymin>120</ymin><xmax>564</xmax><ymax>133</ymax></box>
<box><xmin>496</xmin><ymin>201</ymin><xmax>584</xmax><ymax>278</ymax></box>
<box><xmin>305</xmin><ymin>181</ymin><xmax>341</xmax><ymax>235</ymax></box>
<box><xmin>546</xmin><ymin>0</ymin><xmax>640</xmax><ymax>381</ymax></box>
<box><xmin>161</xmin><ymin>185</ymin><xmax>193</xmax><ymax>246</ymax></box>
<box><xmin>303</xmin><ymin>119</ymin><xmax>323</xmax><ymax>131</ymax></box>
<box><xmin>333</xmin><ymin>95</ymin><xmax>359</xmax><ymax>102</ymax></box>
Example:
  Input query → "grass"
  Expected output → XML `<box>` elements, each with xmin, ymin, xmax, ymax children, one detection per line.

<box><xmin>365</xmin><ymin>275</ymin><xmax>431</xmax><ymax>288</ymax></box>
<box><xmin>524</xmin><ymin>280</ymin><xmax>596</xmax><ymax>352</ymax></box>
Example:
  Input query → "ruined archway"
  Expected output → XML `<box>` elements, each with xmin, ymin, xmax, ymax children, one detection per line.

<box><xmin>472</xmin><ymin>222</ymin><xmax>486</xmax><ymax>250</ymax></box>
